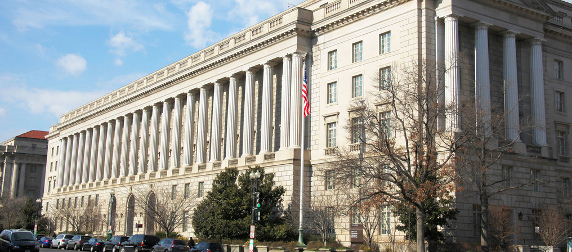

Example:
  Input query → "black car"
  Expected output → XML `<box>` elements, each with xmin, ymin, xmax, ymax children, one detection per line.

<box><xmin>105</xmin><ymin>236</ymin><xmax>130</xmax><ymax>252</ymax></box>
<box><xmin>67</xmin><ymin>235</ymin><xmax>92</xmax><ymax>250</ymax></box>
<box><xmin>151</xmin><ymin>239</ymin><xmax>189</xmax><ymax>252</ymax></box>
<box><xmin>189</xmin><ymin>242</ymin><xmax>223</xmax><ymax>252</ymax></box>
<box><xmin>82</xmin><ymin>238</ymin><xmax>106</xmax><ymax>252</ymax></box>
<box><xmin>120</xmin><ymin>235</ymin><xmax>160</xmax><ymax>252</ymax></box>
<box><xmin>0</xmin><ymin>229</ymin><xmax>40</xmax><ymax>252</ymax></box>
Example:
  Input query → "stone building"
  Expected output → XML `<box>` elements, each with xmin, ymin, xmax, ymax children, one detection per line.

<box><xmin>1</xmin><ymin>130</ymin><xmax>48</xmax><ymax>199</ymax></box>
<box><xmin>43</xmin><ymin>0</ymin><xmax>572</xmax><ymax>247</ymax></box>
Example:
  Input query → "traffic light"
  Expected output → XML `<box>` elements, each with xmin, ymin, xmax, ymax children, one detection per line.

<box><xmin>255</xmin><ymin>208</ymin><xmax>261</xmax><ymax>221</ymax></box>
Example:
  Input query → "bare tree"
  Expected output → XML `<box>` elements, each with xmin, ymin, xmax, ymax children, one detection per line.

<box><xmin>327</xmin><ymin>60</ymin><xmax>464</xmax><ymax>252</ymax></box>
<box><xmin>131</xmin><ymin>184</ymin><xmax>197</xmax><ymax>235</ymax></box>
<box><xmin>82</xmin><ymin>199</ymin><xmax>102</xmax><ymax>233</ymax></box>
<box><xmin>533</xmin><ymin>206</ymin><xmax>571</xmax><ymax>247</ymax></box>
<box><xmin>306</xmin><ymin>194</ymin><xmax>340</xmax><ymax>247</ymax></box>
<box><xmin>0</xmin><ymin>196</ymin><xmax>26</xmax><ymax>229</ymax></box>
<box><xmin>488</xmin><ymin>205</ymin><xmax>520</xmax><ymax>251</ymax></box>
<box><xmin>54</xmin><ymin>203</ymin><xmax>87</xmax><ymax>233</ymax></box>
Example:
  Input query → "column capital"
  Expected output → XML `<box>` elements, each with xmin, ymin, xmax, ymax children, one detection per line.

<box><xmin>214</xmin><ymin>80</ymin><xmax>224</xmax><ymax>87</ymax></box>
<box><xmin>473</xmin><ymin>22</ymin><xmax>491</xmax><ymax>29</ymax></box>
<box><xmin>501</xmin><ymin>30</ymin><xmax>518</xmax><ymax>38</ymax></box>
<box><xmin>529</xmin><ymin>38</ymin><xmax>544</xmax><ymax>45</ymax></box>
<box><xmin>444</xmin><ymin>14</ymin><xmax>462</xmax><ymax>20</ymax></box>
<box><xmin>264</xmin><ymin>61</ymin><xmax>277</xmax><ymax>67</ymax></box>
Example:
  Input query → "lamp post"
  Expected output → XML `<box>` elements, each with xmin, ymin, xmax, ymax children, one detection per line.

<box><xmin>108</xmin><ymin>189</ymin><xmax>115</xmax><ymax>240</ymax></box>
<box><xmin>34</xmin><ymin>198</ymin><xmax>41</xmax><ymax>235</ymax></box>
<box><xmin>249</xmin><ymin>171</ymin><xmax>261</xmax><ymax>252</ymax></box>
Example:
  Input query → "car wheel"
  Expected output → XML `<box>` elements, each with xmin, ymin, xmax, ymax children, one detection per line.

<box><xmin>75</xmin><ymin>245</ymin><xmax>79</xmax><ymax>250</ymax></box>
<box><xmin>120</xmin><ymin>248</ymin><xmax>125</xmax><ymax>252</ymax></box>
<box><xmin>134</xmin><ymin>247</ymin><xmax>139</xmax><ymax>252</ymax></box>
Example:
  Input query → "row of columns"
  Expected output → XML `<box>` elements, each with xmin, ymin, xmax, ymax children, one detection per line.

<box><xmin>440</xmin><ymin>15</ymin><xmax>547</xmax><ymax>146</ymax></box>
<box><xmin>57</xmin><ymin>53</ymin><xmax>306</xmax><ymax>188</ymax></box>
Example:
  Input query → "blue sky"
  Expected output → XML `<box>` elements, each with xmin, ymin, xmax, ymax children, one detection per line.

<box><xmin>0</xmin><ymin>0</ymin><xmax>302</xmax><ymax>142</ymax></box>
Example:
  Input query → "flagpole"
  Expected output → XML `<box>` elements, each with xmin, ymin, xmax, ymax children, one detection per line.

<box><xmin>298</xmin><ymin>59</ymin><xmax>307</xmax><ymax>247</ymax></box>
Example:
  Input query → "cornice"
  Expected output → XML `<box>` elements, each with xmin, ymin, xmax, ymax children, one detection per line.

<box><xmin>313</xmin><ymin>0</ymin><xmax>411</xmax><ymax>35</ymax></box>
<box><xmin>54</xmin><ymin>26</ymin><xmax>311</xmax><ymax>133</ymax></box>
<box><xmin>545</xmin><ymin>23</ymin><xmax>572</xmax><ymax>41</ymax></box>
<box><xmin>483</xmin><ymin>0</ymin><xmax>552</xmax><ymax>22</ymax></box>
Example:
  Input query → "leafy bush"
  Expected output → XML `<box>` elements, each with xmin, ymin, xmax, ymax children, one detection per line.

<box><xmin>155</xmin><ymin>231</ymin><xmax>180</xmax><ymax>238</ymax></box>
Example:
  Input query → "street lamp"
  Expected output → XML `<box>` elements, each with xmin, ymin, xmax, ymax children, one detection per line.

<box><xmin>249</xmin><ymin>171</ymin><xmax>261</xmax><ymax>252</ymax></box>
<box><xmin>34</xmin><ymin>198</ymin><xmax>41</xmax><ymax>235</ymax></box>
<box><xmin>108</xmin><ymin>189</ymin><xmax>115</xmax><ymax>240</ymax></box>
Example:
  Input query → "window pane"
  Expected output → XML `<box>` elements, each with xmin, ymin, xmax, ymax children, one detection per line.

<box><xmin>381</xmin><ymin>32</ymin><xmax>391</xmax><ymax>54</ymax></box>
<box><xmin>353</xmin><ymin>75</ymin><xmax>363</xmax><ymax>97</ymax></box>
<box><xmin>353</xmin><ymin>42</ymin><xmax>363</xmax><ymax>62</ymax></box>
<box><xmin>328</xmin><ymin>50</ymin><xmax>337</xmax><ymax>70</ymax></box>
<box><xmin>380</xmin><ymin>67</ymin><xmax>391</xmax><ymax>90</ymax></box>
<box><xmin>327</xmin><ymin>122</ymin><xmax>337</xmax><ymax>147</ymax></box>
<box><xmin>328</xmin><ymin>82</ymin><xmax>337</xmax><ymax>104</ymax></box>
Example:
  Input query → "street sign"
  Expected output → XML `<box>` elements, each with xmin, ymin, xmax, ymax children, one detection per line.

<box><xmin>250</xmin><ymin>225</ymin><xmax>255</xmax><ymax>239</ymax></box>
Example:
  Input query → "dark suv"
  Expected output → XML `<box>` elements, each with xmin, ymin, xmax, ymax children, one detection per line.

<box><xmin>67</xmin><ymin>235</ymin><xmax>92</xmax><ymax>250</ymax></box>
<box><xmin>105</xmin><ymin>236</ymin><xmax>130</xmax><ymax>252</ymax></box>
<box><xmin>120</xmin><ymin>235</ymin><xmax>160</xmax><ymax>252</ymax></box>
<box><xmin>190</xmin><ymin>242</ymin><xmax>223</xmax><ymax>252</ymax></box>
<box><xmin>0</xmin><ymin>229</ymin><xmax>40</xmax><ymax>252</ymax></box>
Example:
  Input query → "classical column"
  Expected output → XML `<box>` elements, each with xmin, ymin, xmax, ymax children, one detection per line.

<box><xmin>260</xmin><ymin>63</ymin><xmax>274</xmax><ymax>153</ymax></box>
<box><xmin>74</xmin><ymin>131</ymin><xmax>85</xmax><ymax>185</ymax></box>
<box><xmin>17</xmin><ymin>163</ymin><xmax>26</xmax><ymax>197</ymax></box>
<box><xmin>225</xmin><ymin>77</ymin><xmax>238</xmax><ymax>159</ymax></box>
<box><xmin>530</xmin><ymin>39</ymin><xmax>547</xmax><ymax>146</ymax></box>
<box><xmin>96</xmin><ymin>124</ymin><xmax>107</xmax><ymax>181</ymax></box>
<box><xmin>69</xmin><ymin>134</ymin><xmax>79</xmax><ymax>185</ymax></box>
<box><xmin>171</xmin><ymin>97</ymin><xmax>182</xmax><ymax>167</ymax></box>
<box><xmin>57</xmin><ymin>137</ymin><xmax>67</xmax><ymax>187</ymax></box>
<box><xmin>196</xmin><ymin>87</ymin><xmax>209</xmax><ymax>163</ymax></box>
<box><xmin>290</xmin><ymin>53</ymin><xmax>303</xmax><ymax>148</ymax></box>
<box><xmin>63</xmin><ymin>134</ymin><xmax>74</xmax><ymax>186</ymax></box>
<box><xmin>10</xmin><ymin>162</ymin><xmax>19</xmax><ymax>197</ymax></box>
<box><xmin>503</xmin><ymin>31</ymin><xmax>521</xmax><ymax>142</ymax></box>
<box><xmin>81</xmin><ymin>129</ymin><xmax>92</xmax><ymax>184</ymax></box>
<box><xmin>183</xmin><ymin>92</ymin><xmax>196</xmax><ymax>165</ymax></box>
<box><xmin>149</xmin><ymin>104</ymin><xmax>160</xmax><ymax>172</ymax></box>
<box><xmin>160</xmin><ymin>100</ymin><xmax>171</xmax><ymax>170</ymax></box>
<box><xmin>436</xmin><ymin>17</ymin><xmax>446</xmax><ymax>131</ymax></box>
<box><xmin>89</xmin><ymin>126</ymin><xmax>99</xmax><ymax>182</ymax></box>
<box><xmin>103</xmin><ymin>120</ymin><xmax>115</xmax><ymax>180</ymax></box>
<box><xmin>139</xmin><ymin>108</ymin><xmax>150</xmax><ymax>173</ymax></box>
<box><xmin>242</xmin><ymin>70</ymin><xmax>255</xmax><ymax>156</ymax></box>
<box><xmin>129</xmin><ymin>111</ymin><xmax>140</xmax><ymax>175</ymax></box>
<box><xmin>475</xmin><ymin>22</ymin><xmax>491</xmax><ymax>137</ymax></box>
<box><xmin>280</xmin><ymin>55</ymin><xmax>292</xmax><ymax>150</ymax></box>
<box><xmin>210</xmin><ymin>82</ymin><xmax>223</xmax><ymax>161</ymax></box>
<box><xmin>445</xmin><ymin>15</ymin><xmax>461</xmax><ymax>132</ymax></box>
<box><xmin>120</xmin><ymin>115</ymin><xmax>131</xmax><ymax>177</ymax></box>
<box><xmin>111</xmin><ymin>117</ymin><xmax>123</xmax><ymax>178</ymax></box>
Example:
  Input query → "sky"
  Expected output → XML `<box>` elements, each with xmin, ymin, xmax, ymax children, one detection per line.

<box><xmin>1</xmin><ymin>0</ymin><xmax>572</xmax><ymax>142</ymax></box>
<box><xmin>0</xmin><ymin>0</ymin><xmax>305</xmax><ymax>142</ymax></box>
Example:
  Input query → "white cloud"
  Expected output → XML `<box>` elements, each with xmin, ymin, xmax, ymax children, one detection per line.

<box><xmin>184</xmin><ymin>1</ymin><xmax>218</xmax><ymax>48</ymax></box>
<box><xmin>56</xmin><ymin>54</ymin><xmax>87</xmax><ymax>76</ymax></box>
<box><xmin>107</xmin><ymin>31</ymin><xmax>144</xmax><ymax>57</ymax></box>
<box><xmin>11</xmin><ymin>0</ymin><xmax>174</xmax><ymax>32</ymax></box>
<box><xmin>114</xmin><ymin>58</ymin><xmax>124</xmax><ymax>66</ymax></box>
<box><xmin>229</xmin><ymin>0</ymin><xmax>288</xmax><ymax>27</ymax></box>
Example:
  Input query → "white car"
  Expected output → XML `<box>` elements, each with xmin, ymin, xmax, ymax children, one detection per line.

<box><xmin>52</xmin><ymin>234</ymin><xmax>74</xmax><ymax>249</ymax></box>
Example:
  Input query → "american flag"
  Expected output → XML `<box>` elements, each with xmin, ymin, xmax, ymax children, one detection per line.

<box><xmin>302</xmin><ymin>62</ymin><xmax>310</xmax><ymax>117</ymax></box>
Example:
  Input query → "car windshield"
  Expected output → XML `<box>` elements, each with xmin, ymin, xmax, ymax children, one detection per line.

<box><xmin>12</xmin><ymin>232</ymin><xmax>35</xmax><ymax>241</ymax></box>
<box><xmin>173</xmin><ymin>240</ymin><xmax>186</xmax><ymax>245</ymax></box>
<box><xmin>65</xmin><ymin>235</ymin><xmax>74</xmax><ymax>239</ymax></box>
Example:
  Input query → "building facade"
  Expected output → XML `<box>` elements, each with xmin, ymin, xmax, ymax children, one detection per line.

<box><xmin>43</xmin><ymin>0</ymin><xmax>572</xmax><ymax>247</ymax></box>
<box><xmin>1</xmin><ymin>130</ymin><xmax>48</xmax><ymax>199</ymax></box>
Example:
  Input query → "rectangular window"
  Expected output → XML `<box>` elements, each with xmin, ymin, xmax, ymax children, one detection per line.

<box><xmin>382</xmin><ymin>164</ymin><xmax>391</xmax><ymax>187</ymax></box>
<box><xmin>351</xmin><ymin>212</ymin><xmax>361</xmax><ymax>224</ymax></box>
<box><xmin>352</xmin><ymin>168</ymin><xmax>361</xmax><ymax>188</ymax></box>
<box><xmin>74</xmin><ymin>197</ymin><xmax>78</xmax><ymax>208</ymax></box>
<box><xmin>56</xmin><ymin>146</ymin><xmax>59</xmax><ymax>155</ymax></box>
<box><xmin>380</xmin><ymin>67</ymin><xmax>391</xmax><ymax>90</ymax></box>
<box><xmin>46</xmin><ymin>202</ymin><xmax>49</xmax><ymax>213</ymax></box>
<box><xmin>171</xmin><ymin>185</ymin><xmax>177</xmax><ymax>200</ymax></box>
<box><xmin>55</xmin><ymin>161</ymin><xmax>58</xmax><ymax>171</ymax></box>
<box><xmin>326</xmin><ymin>170</ymin><xmax>335</xmax><ymax>190</ymax></box>
<box><xmin>198</xmin><ymin>182</ymin><xmax>204</xmax><ymax>198</ymax></box>
<box><xmin>473</xmin><ymin>204</ymin><xmax>482</xmax><ymax>238</ymax></box>
<box><xmin>182</xmin><ymin>211</ymin><xmax>188</xmax><ymax>232</ymax></box>
<box><xmin>380</xmin><ymin>205</ymin><xmax>391</xmax><ymax>235</ymax></box>
<box><xmin>562</xmin><ymin>178</ymin><xmax>570</xmax><ymax>195</ymax></box>
<box><xmin>353</xmin><ymin>41</ymin><xmax>363</xmax><ymax>62</ymax></box>
<box><xmin>184</xmin><ymin>183</ymin><xmax>190</xmax><ymax>198</ymax></box>
<box><xmin>327</xmin><ymin>122</ymin><xmax>337</xmax><ymax>148</ymax></box>
<box><xmin>327</xmin><ymin>82</ymin><xmax>337</xmax><ymax>104</ymax></box>
<box><xmin>352</xmin><ymin>75</ymin><xmax>363</xmax><ymax>98</ymax></box>
<box><xmin>557</xmin><ymin>130</ymin><xmax>568</xmax><ymax>156</ymax></box>
<box><xmin>328</xmin><ymin>50</ymin><xmax>337</xmax><ymax>70</ymax></box>
<box><xmin>555</xmin><ymin>60</ymin><xmax>563</xmax><ymax>79</ymax></box>
<box><xmin>380</xmin><ymin>111</ymin><xmax>392</xmax><ymax>137</ymax></box>
<box><xmin>502</xmin><ymin>165</ymin><xmax>513</xmax><ymax>187</ymax></box>
<box><xmin>47</xmin><ymin>181</ymin><xmax>51</xmax><ymax>193</ymax></box>
<box><xmin>56</xmin><ymin>199</ymin><xmax>59</xmax><ymax>209</ymax></box>
<box><xmin>95</xmin><ymin>194</ymin><xmax>99</xmax><ymax>206</ymax></box>
<box><xmin>351</xmin><ymin>117</ymin><xmax>364</xmax><ymax>144</ymax></box>
<box><xmin>531</xmin><ymin>169</ymin><xmax>541</xmax><ymax>192</ymax></box>
<box><xmin>50</xmin><ymin>162</ymin><xmax>53</xmax><ymax>172</ymax></box>
<box><xmin>380</xmin><ymin>32</ymin><xmax>391</xmax><ymax>54</ymax></box>
<box><xmin>81</xmin><ymin>196</ymin><xmax>84</xmax><ymax>207</ymax></box>
<box><xmin>51</xmin><ymin>147</ymin><xmax>54</xmax><ymax>156</ymax></box>
<box><xmin>556</xmin><ymin>91</ymin><xmax>565</xmax><ymax>113</ymax></box>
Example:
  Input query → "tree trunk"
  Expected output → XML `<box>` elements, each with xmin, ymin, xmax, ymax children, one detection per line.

<box><xmin>481</xmin><ymin>195</ymin><xmax>490</xmax><ymax>252</ymax></box>
<box><xmin>416</xmin><ymin>207</ymin><xmax>426</xmax><ymax>252</ymax></box>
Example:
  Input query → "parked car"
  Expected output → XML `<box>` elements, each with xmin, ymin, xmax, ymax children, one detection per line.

<box><xmin>82</xmin><ymin>238</ymin><xmax>106</xmax><ymax>252</ymax></box>
<box><xmin>189</xmin><ymin>242</ymin><xmax>223</xmax><ymax>252</ymax></box>
<box><xmin>151</xmin><ymin>239</ymin><xmax>189</xmax><ymax>252</ymax></box>
<box><xmin>35</xmin><ymin>234</ymin><xmax>45</xmax><ymax>241</ymax></box>
<box><xmin>0</xmin><ymin>229</ymin><xmax>40</xmax><ymax>252</ymax></box>
<box><xmin>38</xmin><ymin>236</ymin><xmax>53</xmax><ymax>248</ymax></box>
<box><xmin>104</xmin><ymin>236</ymin><xmax>130</xmax><ymax>252</ymax></box>
<box><xmin>120</xmin><ymin>235</ymin><xmax>160</xmax><ymax>252</ymax></box>
<box><xmin>67</xmin><ymin>235</ymin><xmax>92</xmax><ymax>250</ymax></box>
<box><xmin>52</xmin><ymin>234</ymin><xmax>74</xmax><ymax>249</ymax></box>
